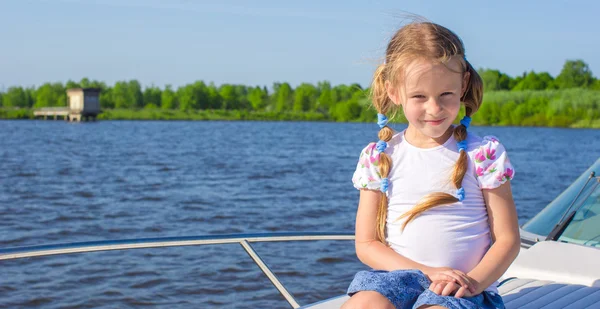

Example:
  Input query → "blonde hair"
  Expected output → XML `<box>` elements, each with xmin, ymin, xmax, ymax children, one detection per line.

<box><xmin>370</xmin><ymin>22</ymin><xmax>483</xmax><ymax>243</ymax></box>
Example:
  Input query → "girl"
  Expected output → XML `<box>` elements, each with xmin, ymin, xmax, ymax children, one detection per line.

<box><xmin>342</xmin><ymin>22</ymin><xmax>520</xmax><ymax>309</ymax></box>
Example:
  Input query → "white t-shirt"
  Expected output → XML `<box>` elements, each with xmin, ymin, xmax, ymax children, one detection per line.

<box><xmin>352</xmin><ymin>129</ymin><xmax>515</xmax><ymax>292</ymax></box>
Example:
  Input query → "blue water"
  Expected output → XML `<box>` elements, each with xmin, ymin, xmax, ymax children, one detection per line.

<box><xmin>0</xmin><ymin>120</ymin><xmax>598</xmax><ymax>308</ymax></box>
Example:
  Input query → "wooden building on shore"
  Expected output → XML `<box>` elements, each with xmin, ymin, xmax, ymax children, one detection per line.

<box><xmin>34</xmin><ymin>88</ymin><xmax>101</xmax><ymax>122</ymax></box>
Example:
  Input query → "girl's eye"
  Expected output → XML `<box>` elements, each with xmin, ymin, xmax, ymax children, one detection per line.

<box><xmin>441</xmin><ymin>92</ymin><xmax>453</xmax><ymax>96</ymax></box>
<box><xmin>412</xmin><ymin>95</ymin><xmax>426</xmax><ymax>99</ymax></box>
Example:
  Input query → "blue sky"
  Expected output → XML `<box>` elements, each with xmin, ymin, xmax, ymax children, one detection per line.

<box><xmin>0</xmin><ymin>0</ymin><xmax>598</xmax><ymax>90</ymax></box>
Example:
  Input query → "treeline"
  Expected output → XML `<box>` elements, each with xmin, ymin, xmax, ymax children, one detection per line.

<box><xmin>0</xmin><ymin>79</ymin><xmax>372</xmax><ymax>122</ymax></box>
<box><xmin>473</xmin><ymin>59</ymin><xmax>600</xmax><ymax>128</ymax></box>
<box><xmin>480</xmin><ymin>59</ymin><xmax>599</xmax><ymax>91</ymax></box>
<box><xmin>1</xmin><ymin>60</ymin><xmax>599</xmax><ymax>127</ymax></box>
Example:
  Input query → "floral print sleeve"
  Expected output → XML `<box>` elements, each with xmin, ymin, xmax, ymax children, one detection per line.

<box><xmin>352</xmin><ymin>143</ymin><xmax>383</xmax><ymax>190</ymax></box>
<box><xmin>472</xmin><ymin>136</ymin><xmax>515</xmax><ymax>189</ymax></box>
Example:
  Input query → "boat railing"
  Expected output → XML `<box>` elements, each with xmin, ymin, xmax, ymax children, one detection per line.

<box><xmin>0</xmin><ymin>232</ymin><xmax>355</xmax><ymax>308</ymax></box>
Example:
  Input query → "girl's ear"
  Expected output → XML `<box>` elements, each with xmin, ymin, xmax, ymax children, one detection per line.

<box><xmin>385</xmin><ymin>80</ymin><xmax>401</xmax><ymax>106</ymax></box>
<box><xmin>461</xmin><ymin>71</ymin><xmax>471</xmax><ymax>97</ymax></box>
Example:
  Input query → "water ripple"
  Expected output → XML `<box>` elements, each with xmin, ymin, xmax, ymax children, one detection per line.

<box><xmin>0</xmin><ymin>121</ymin><xmax>598</xmax><ymax>308</ymax></box>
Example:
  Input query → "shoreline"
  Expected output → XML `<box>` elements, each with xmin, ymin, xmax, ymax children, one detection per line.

<box><xmin>1</xmin><ymin>108</ymin><xmax>598</xmax><ymax>128</ymax></box>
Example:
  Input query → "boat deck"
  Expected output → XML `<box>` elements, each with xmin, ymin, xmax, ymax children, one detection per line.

<box><xmin>301</xmin><ymin>278</ymin><xmax>600</xmax><ymax>309</ymax></box>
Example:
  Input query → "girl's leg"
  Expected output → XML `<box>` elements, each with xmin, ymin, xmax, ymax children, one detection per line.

<box><xmin>341</xmin><ymin>291</ymin><xmax>395</xmax><ymax>309</ymax></box>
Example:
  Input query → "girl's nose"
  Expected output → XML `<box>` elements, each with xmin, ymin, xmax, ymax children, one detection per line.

<box><xmin>425</xmin><ymin>98</ymin><xmax>443</xmax><ymax>115</ymax></box>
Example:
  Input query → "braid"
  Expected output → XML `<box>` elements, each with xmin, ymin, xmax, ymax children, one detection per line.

<box><xmin>370</xmin><ymin>62</ymin><xmax>401</xmax><ymax>244</ymax></box>
<box><xmin>451</xmin><ymin>121</ymin><xmax>469</xmax><ymax>188</ymax></box>
<box><xmin>375</xmin><ymin>125</ymin><xmax>394</xmax><ymax>243</ymax></box>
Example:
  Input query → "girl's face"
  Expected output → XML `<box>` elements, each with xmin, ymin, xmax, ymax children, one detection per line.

<box><xmin>386</xmin><ymin>57</ymin><xmax>468</xmax><ymax>146</ymax></box>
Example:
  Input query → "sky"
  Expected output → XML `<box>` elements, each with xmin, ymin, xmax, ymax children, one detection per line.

<box><xmin>0</xmin><ymin>0</ymin><xmax>598</xmax><ymax>90</ymax></box>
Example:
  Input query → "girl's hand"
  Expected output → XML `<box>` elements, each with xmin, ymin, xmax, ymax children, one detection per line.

<box><xmin>422</xmin><ymin>267</ymin><xmax>478</xmax><ymax>294</ymax></box>
<box><xmin>428</xmin><ymin>281</ymin><xmax>475</xmax><ymax>298</ymax></box>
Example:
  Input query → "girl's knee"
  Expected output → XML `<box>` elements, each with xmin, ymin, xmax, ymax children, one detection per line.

<box><xmin>341</xmin><ymin>291</ymin><xmax>395</xmax><ymax>309</ymax></box>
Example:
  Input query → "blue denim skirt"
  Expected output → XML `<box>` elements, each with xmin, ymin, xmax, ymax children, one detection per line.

<box><xmin>347</xmin><ymin>269</ymin><xmax>504</xmax><ymax>309</ymax></box>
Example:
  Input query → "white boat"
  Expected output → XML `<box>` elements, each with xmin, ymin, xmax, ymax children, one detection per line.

<box><xmin>2</xmin><ymin>159</ymin><xmax>599</xmax><ymax>308</ymax></box>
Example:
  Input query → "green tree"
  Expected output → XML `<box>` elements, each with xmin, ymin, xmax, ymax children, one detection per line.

<box><xmin>2</xmin><ymin>87</ymin><xmax>29</xmax><ymax>108</ymax></box>
<box><xmin>65</xmin><ymin>80</ymin><xmax>80</xmax><ymax>89</ymax></box>
<box><xmin>194</xmin><ymin>81</ymin><xmax>210</xmax><ymax>109</ymax></box>
<box><xmin>349</xmin><ymin>83</ymin><xmax>364</xmax><ymax>92</ymax></box>
<box><xmin>507</xmin><ymin>72</ymin><xmax>528</xmax><ymax>90</ymax></box>
<box><xmin>293</xmin><ymin>83</ymin><xmax>318</xmax><ymax>112</ymax></box>
<box><xmin>331</xmin><ymin>84</ymin><xmax>354</xmax><ymax>103</ymax></box>
<box><xmin>273</xmin><ymin>82</ymin><xmax>293</xmax><ymax>112</ymax></box>
<box><xmin>34</xmin><ymin>82</ymin><xmax>66</xmax><ymax>108</ymax></box>
<box><xmin>316</xmin><ymin>81</ymin><xmax>333</xmax><ymax>112</ymax></box>
<box><xmin>80</xmin><ymin>77</ymin><xmax>91</xmax><ymax>88</ymax></box>
<box><xmin>161</xmin><ymin>85</ymin><xmax>178</xmax><ymax>109</ymax></box>
<box><xmin>537</xmin><ymin>72</ymin><xmax>556</xmax><ymax>89</ymax></box>
<box><xmin>248</xmin><ymin>86</ymin><xmax>268</xmax><ymax>110</ymax></box>
<box><xmin>177</xmin><ymin>85</ymin><xmax>194</xmax><ymax>111</ymax></box>
<box><xmin>100</xmin><ymin>87</ymin><xmax>115</xmax><ymax>109</ymax></box>
<box><xmin>206</xmin><ymin>83</ymin><xmax>222</xmax><ymax>109</ymax></box>
<box><xmin>512</xmin><ymin>71</ymin><xmax>555</xmax><ymax>91</ymax></box>
<box><xmin>331</xmin><ymin>99</ymin><xmax>362</xmax><ymax>121</ymax></box>
<box><xmin>177</xmin><ymin>81</ymin><xmax>209</xmax><ymax>111</ymax></box>
<box><xmin>111</xmin><ymin>80</ymin><xmax>143</xmax><ymax>109</ymax></box>
<box><xmin>128</xmin><ymin>80</ymin><xmax>144</xmax><ymax>108</ymax></box>
<box><xmin>555</xmin><ymin>60</ymin><xmax>594</xmax><ymax>89</ymax></box>
<box><xmin>77</xmin><ymin>78</ymin><xmax>106</xmax><ymax>89</ymax></box>
<box><xmin>219</xmin><ymin>84</ymin><xmax>237</xmax><ymax>110</ymax></box>
<box><xmin>143</xmin><ymin>86</ymin><xmax>162</xmax><ymax>108</ymax></box>
<box><xmin>112</xmin><ymin>81</ymin><xmax>132</xmax><ymax>108</ymax></box>
<box><xmin>478</xmin><ymin>69</ymin><xmax>512</xmax><ymax>91</ymax></box>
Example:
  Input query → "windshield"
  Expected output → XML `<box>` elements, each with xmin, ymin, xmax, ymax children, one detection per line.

<box><xmin>522</xmin><ymin>158</ymin><xmax>600</xmax><ymax>238</ymax></box>
<box><xmin>557</xmin><ymin>176</ymin><xmax>600</xmax><ymax>247</ymax></box>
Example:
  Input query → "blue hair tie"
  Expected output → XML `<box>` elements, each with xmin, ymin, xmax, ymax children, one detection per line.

<box><xmin>376</xmin><ymin>140</ymin><xmax>387</xmax><ymax>153</ymax></box>
<box><xmin>456</xmin><ymin>187</ymin><xmax>465</xmax><ymax>201</ymax></box>
<box><xmin>457</xmin><ymin>140</ymin><xmax>468</xmax><ymax>152</ymax></box>
<box><xmin>381</xmin><ymin>178</ymin><xmax>389</xmax><ymax>193</ymax></box>
<box><xmin>460</xmin><ymin>116</ymin><xmax>471</xmax><ymax>128</ymax></box>
<box><xmin>377</xmin><ymin>113</ymin><xmax>388</xmax><ymax>128</ymax></box>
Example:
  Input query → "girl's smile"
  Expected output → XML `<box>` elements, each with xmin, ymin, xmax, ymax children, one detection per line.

<box><xmin>423</xmin><ymin>118</ymin><xmax>447</xmax><ymax>126</ymax></box>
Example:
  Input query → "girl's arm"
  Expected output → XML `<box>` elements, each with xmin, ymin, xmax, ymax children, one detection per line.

<box><xmin>354</xmin><ymin>189</ymin><xmax>431</xmax><ymax>271</ymax></box>
<box><xmin>467</xmin><ymin>181</ymin><xmax>521</xmax><ymax>294</ymax></box>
